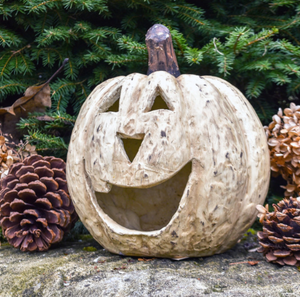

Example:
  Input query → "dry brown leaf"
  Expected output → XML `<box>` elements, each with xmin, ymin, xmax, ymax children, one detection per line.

<box><xmin>0</xmin><ymin>84</ymin><xmax>51</xmax><ymax>116</ymax></box>
<box><xmin>0</xmin><ymin>58</ymin><xmax>69</xmax><ymax>143</ymax></box>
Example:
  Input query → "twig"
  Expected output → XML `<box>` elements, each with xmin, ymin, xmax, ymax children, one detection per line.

<box><xmin>213</xmin><ymin>37</ymin><xmax>224</xmax><ymax>55</ymax></box>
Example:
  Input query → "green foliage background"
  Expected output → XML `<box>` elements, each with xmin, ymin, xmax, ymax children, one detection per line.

<box><xmin>1</xmin><ymin>0</ymin><xmax>300</xmax><ymax>208</ymax></box>
<box><xmin>2</xmin><ymin>0</ymin><xmax>300</xmax><ymax>127</ymax></box>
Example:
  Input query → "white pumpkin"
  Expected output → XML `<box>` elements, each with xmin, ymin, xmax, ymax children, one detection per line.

<box><xmin>66</xmin><ymin>70</ymin><xmax>270</xmax><ymax>259</ymax></box>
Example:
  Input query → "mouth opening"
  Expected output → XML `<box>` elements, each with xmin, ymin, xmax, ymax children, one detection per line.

<box><xmin>95</xmin><ymin>161</ymin><xmax>192</xmax><ymax>231</ymax></box>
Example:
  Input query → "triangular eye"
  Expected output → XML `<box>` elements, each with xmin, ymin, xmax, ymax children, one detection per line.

<box><xmin>119</xmin><ymin>134</ymin><xmax>145</xmax><ymax>163</ymax></box>
<box><xmin>106</xmin><ymin>98</ymin><xmax>119</xmax><ymax>112</ymax></box>
<box><xmin>149</xmin><ymin>95</ymin><xmax>170</xmax><ymax>111</ymax></box>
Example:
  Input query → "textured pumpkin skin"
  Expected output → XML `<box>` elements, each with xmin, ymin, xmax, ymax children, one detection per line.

<box><xmin>66</xmin><ymin>71</ymin><xmax>270</xmax><ymax>258</ymax></box>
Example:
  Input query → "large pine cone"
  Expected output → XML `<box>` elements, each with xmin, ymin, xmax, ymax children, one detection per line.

<box><xmin>265</xmin><ymin>103</ymin><xmax>300</xmax><ymax>198</ymax></box>
<box><xmin>256</xmin><ymin>197</ymin><xmax>300</xmax><ymax>266</ymax></box>
<box><xmin>0</xmin><ymin>155</ymin><xmax>77</xmax><ymax>251</ymax></box>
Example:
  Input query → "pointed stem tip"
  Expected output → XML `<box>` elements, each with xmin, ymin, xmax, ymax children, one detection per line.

<box><xmin>45</xmin><ymin>58</ymin><xmax>69</xmax><ymax>85</ymax></box>
<box><xmin>145</xmin><ymin>24</ymin><xmax>180</xmax><ymax>77</ymax></box>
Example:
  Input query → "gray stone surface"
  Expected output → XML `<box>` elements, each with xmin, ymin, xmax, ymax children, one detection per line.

<box><xmin>0</xmin><ymin>234</ymin><xmax>299</xmax><ymax>297</ymax></box>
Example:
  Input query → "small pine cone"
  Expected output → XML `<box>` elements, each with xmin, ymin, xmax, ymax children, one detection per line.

<box><xmin>0</xmin><ymin>155</ymin><xmax>77</xmax><ymax>251</ymax></box>
<box><xmin>0</xmin><ymin>135</ymin><xmax>22</xmax><ymax>179</ymax></box>
<box><xmin>256</xmin><ymin>197</ymin><xmax>300</xmax><ymax>266</ymax></box>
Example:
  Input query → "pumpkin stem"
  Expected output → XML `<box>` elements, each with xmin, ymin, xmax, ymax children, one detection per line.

<box><xmin>146</xmin><ymin>24</ymin><xmax>180</xmax><ymax>77</ymax></box>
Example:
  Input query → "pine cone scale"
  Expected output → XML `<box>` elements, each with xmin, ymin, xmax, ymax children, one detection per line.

<box><xmin>273</xmin><ymin>250</ymin><xmax>291</xmax><ymax>257</ymax></box>
<box><xmin>36</xmin><ymin>217</ymin><xmax>48</xmax><ymax>227</ymax></box>
<box><xmin>14</xmin><ymin>183</ymin><xmax>29</xmax><ymax>191</ymax></box>
<box><xmin>35</xmin><ymin>166</ymin><xmax>54</xmax><ymax>178</ymax></box>
<box><xmin>53</xmin><ymin>169</ymin><xmax>66</xmax><ymax>179</ymax></box>
<box><xmin>283</xmin><ymin>236</ymin><xmax>300</xmax><ymax>243</ymax></box>
<box><xmin>18</xmin><ymin>188</ymin><xmax>37</xmax><ymax>202</ymax></box>
<box><xmin>5</xmin><ymin>224</ymin><xmax>21</xmax><ymax>239</ymax></box>
<box><xmin>19</xmin><ymin>172</ymin><xmax>39</xmax><ymax>184</ymax></box>
<box><xmin>15</xmin><ymin>166</ymin><xmax>34</xmax><ymax>178</ymax></box>
<box><xmin>283</xmin><ymin>256</ymin><xmax>297</xmax><ymax>266</ymax></box>
<box><xmin>0</xmin><ymin>216</ymin><xmax>15</xmax><ymax>229</ymax></box>
<box><xmin>1</xmin><ymin>202</ymin><xmax>11</xmax><ymax>216</ymax></box>
<box><xmin>50</xmin><ymin>225</ymin><xmax>63</xmax><ymax>244</ymax></box>
<box><xmin>3</xmin><ymin>189</ymin><xmax>18</xmax><ymax>202</ymax></box>
<box><xmin>295</xmin><ymin>252</ymin><xmax>300</xmax><ymax>260</ymax></box>
<box><xmin>35</xmin><ymin>198</ymin><xmax>53</xmax><ymax>209</ymax></box>
<box><xmin>28</xmin><ymin>180</ymin><xmax>47</xmax><ymax>194</ymax></box>
<box><xmin>35</xmin><ymin>236</ymin><xmax>48</xmax><ymax>250</ymax></box>
<box><xmin>10</xmin><ymin>198</ymin><xmax>33</xmax><ymax>212</ymax></box>
<box><xmin>44</xmin><ymin>192</ymin><xmax>62</xmax><ymax>207</ymax></box>
<box><xmin>266</xmin><ymin>251</ymin><xmax>277</xmax><ymax>261</ymax></box>
<box><xmin>32</xmin><ymin>160</ymin><xmax>51</xmax><ymax>168</ymax></box>
<box><xmin>268</xmin><ymin>236</ymin><xmax>284</xmax><ymax>243</ymax></box>
<box><xmin>23</xmin><ymin>209</ymin><xmax>41</xmax><ymax>218</ymax></box>
<box><xmin>20</xmin><ymin>218</ymin><xmax>34</xmax><ymax>227</ymax></box>
<box><xmin>10</xmin><ymin>211</ymin><xmax>22</xmax><ymax>222</ymax></box>
<box><xmin>10</xmin><ymin>235</ymin><xmax>24</xmax><ymax>248</ymax></box>
<box><xmin>7</xmin><ymin>179</ymin><xmax>19</xmax><ymax>189</ymax></box>
<box><xmin>58</xmin><ymin>189</ymin><xmax>71</xmax><ymax>207</ymax></box>
<box><xmin>1</xmin><ymin>174</ymin><xmax>17</xmax><ymax>188</ymax></box>
<box><xmin>286</xmin><ymin>243</ymin><xmax>300</xmax><ymax>251</ymax></box>
<box><xmin>40</xmin><ymin>177</ymin><xmax>59</xmax><ymax>192</ymax></box>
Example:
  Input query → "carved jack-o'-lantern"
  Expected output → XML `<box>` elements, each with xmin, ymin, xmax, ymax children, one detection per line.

<box><xmin>67</xmin><ymin>25</ymin><xmax>270</xmax><ymax>259</ymax></box>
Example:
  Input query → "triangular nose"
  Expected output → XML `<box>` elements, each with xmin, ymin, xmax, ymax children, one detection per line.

<box><xmin>118</xmin><ymin>133</ymin><xmax>145</xmax><ymax>163</ymax></box>
<box><xmin>149</xmin><ymin>95</ymin><xmax>170</xmax><ymax>111</ymax></box>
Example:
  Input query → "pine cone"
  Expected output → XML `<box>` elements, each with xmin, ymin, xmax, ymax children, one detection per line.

<box><xmin>0</xmin><ymin>155</ymin><xmax>77</xmax><ymax>251</ymax></box>
<box><xmin>256</xmin><ymin>197</ymin><xmax>300</xmax><ymax>266</ymax></box>
<box><xmin>264</xmin><ymin>103</ymin><xmax>300</xmax><ymax>198</ymax></box>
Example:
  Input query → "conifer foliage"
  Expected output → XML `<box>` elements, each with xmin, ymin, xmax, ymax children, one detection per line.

<box><xmin>1</xmin><ymin>0</ymin><xmax>300</xmax><ymax>156</ymax></box>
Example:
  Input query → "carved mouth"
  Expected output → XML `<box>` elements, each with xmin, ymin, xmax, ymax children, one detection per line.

<box><xmin>95</xmin><ymin>161</ymin><xmax>192</xmax><ymax>231</ymax></box>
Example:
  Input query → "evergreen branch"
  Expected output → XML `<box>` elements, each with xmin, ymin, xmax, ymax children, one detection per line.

<box><xmin>52</xmin><ymin>79</ymin><xmax>87</xmax><ymax>98</ymax></box>
<box><xmin>117</xmin><ymin>36</ymin><xmax>147</xmax><ymax>53</ymax></box>
<box><xmin>277</xmin><ymin>16</ymin><xmax>300</xmax><ymax>30</ymax></box>
<box><xmin>89</xmin><ymin>40</ymin><xmax>109</xmax><ymax>53</ymax></box>
<box><xmin>106</xmin><ymin>55</ymin><xmax>146</xmax><ymax>66</ymax></box>
<box><xmin>0</xmin><ymin>82</ymin><xmax>27</xmax><ymax>91</ymax></box>
<box><xmin>33</xmin><ymin>47</ymin><xmax>63</xmax><ymax>63</ymax></box>
<box><xmin>292</xmin><ymin>82</ymin><xmax>300</xmax><ymax>92</ymax></box>
<box><xmin>0</xmin><ymin>28</ymin><xmax>23</xmax><ymax>47</ymax></box>
<box><xmin>56</xmin><ymin>95</ymin><xmax>63</xmax><ymax>111</ymax></box>
<box><xmin>270</xmin><ymin>1</ymin><xmax>298</xmax><ymax>8</ymax></box>
<box><xmin>281</xmin><ymin>29</ymin><xmax>300</xmax><ymax>45</ymax></box>
<box><xmin>26</xmin><ymin>0</ymin><xmax>61</xmax><ymax>13</ymax></box>
<box><xmin>177</xmin><ymin>4</ymin><xmax>204</xmax><ymax>15</ymax></box>
<box><xmin>0</xmin><ymin>44</ymin><xmax>31</xmax><ymax>77</ymax></box>
<box><xmin>233</xmin><ymin>33</ymin><xmax>244</xmax><ymax>55</ymax></box>
<box><xmin>254</xmin><ymin>98</ymin><xmax>267</xmax><ymax>119</ymax></box>
<box><xmin>80</xmin><ymin>84</ymin><xmax>88</xmax><ymax>98</ymax></box>
<box><xmin>236</xmin><ymin>15</ymin><xmax>287</xmax><ymax>24</ymax></box>
<box><xmin>51</xmin><ymin>78</ymin><xmax>88</xmax><ymax>111</ymax></box>
<box><xmin>24</xmin><ymin>131</ymin><xmax>69</xmax><ymax>150</ymax></box>
<box><xmin>246</xmin><ymin>28</ymin><xmax>278</xmax><ymax>47</ymax></box>
<box><xmin>246</xmin><ymin>78</ymin><xmax>267</xmax><ymax>98</ymax></box>
<box><xmin>178</xmin><ymin>12</ymin><xmax>205</xmax><ymax>26</ymax></box>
